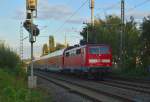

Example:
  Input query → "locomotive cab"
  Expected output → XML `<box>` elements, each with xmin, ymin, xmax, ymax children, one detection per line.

<box><xmin>86</xmin><ymin>45</ymin><xmax>112</xmax><ymax>72</ymax></box>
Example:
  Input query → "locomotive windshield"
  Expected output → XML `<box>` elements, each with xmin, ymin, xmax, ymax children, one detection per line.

<box><xmin>89</xmin><ymin>47</ymin><xmax>99</xmax><ymax>54</ymax></box>
<box><xmin>89</xmin><ymin>46</ymin><xmax>110</xmax><ymax>54</ymax></box>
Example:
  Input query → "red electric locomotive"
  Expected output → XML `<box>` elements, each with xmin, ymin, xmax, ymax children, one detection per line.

<box><xmin>33</xmin><ymin>44</ymin><xmax>112</xmax><ymax>78</ymax></box>
<box><xmin>63</xmin><ymin>44</ymin><xmax>112</xmax><ymax>75</ymax></box>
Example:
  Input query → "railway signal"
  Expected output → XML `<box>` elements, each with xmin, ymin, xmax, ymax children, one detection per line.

<box><xmin>23</xmin><ymin>20</ymin><xmax>40</xmax><ymax>37</ymax></box>
<box><xmin>24</xmin><ymin>0</ymin><xmax>39</xmax><ymax>88</ymax></box>
<box><xmin>27</xmin><ymin>0</ymin><xmax>37</xmax><ymax>11</ymax></box>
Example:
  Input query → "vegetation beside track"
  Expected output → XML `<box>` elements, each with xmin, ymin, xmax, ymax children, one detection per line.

<box><xmin>0</xmin><ymin>42</ymin><xmax>51</xmax><ymax>102</ymax></box>
<box><xmin>111</xmin><ymin>68</ymin><xmax>150</xmax><ymax>79</ymax></box>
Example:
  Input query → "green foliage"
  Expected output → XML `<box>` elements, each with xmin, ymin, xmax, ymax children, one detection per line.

<box><xmin>0</xmin><ymin>43</ymin><xmax>20</xmax><ymax>69</ymax></box>
<box><xmin>0</xmin><ymin>42</ymin><xmax>51</xmax><ymax>102</ymax></box>
<box><xmin>42</xmin><ymin>43</ymin><xmax>49</xmax><ymax>56</ymax></box>
<box><xmin>140</xmin><ymin>16</ymin><xmax>150</xmax><ymax>68</ymax></box>
<box><xmin>0</xmin><ymin>68</ymin><xmax>51</xmax><ymax>102</ymax></box>
<box><xmin>0</xmin><ymin>42</ymin><xmax>27</xmax><ymax>78</ymax></box>
<box><xmin>49</xmin><ymin>36</ymin><xmax>55</xmax><ymax>53</ymax></box>
<box><xmin>42</xmin><ymin>35</ymin><xmax>67</xmax><ymax>55</ymax></box>
<box><xmin>123</xmin><ymin>17</ymin><xmax>140</xmax><ymax>68</ymax></box>
<box><xmin>55</xmin><ymin>43</ymin><xmax>66</xmax><ymax>50</ymax></box>
<box><xmin>112</xmin><ymin>67</ymin><xmax>149</xmax><ymax>78</ymax></box>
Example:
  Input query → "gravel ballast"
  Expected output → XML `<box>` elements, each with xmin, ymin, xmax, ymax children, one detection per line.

<box><xmin>37</xmin><ymin>77</ymin><xmax>93</xmax><ymax>102</ymax></box>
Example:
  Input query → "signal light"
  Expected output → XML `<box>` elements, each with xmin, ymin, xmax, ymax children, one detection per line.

<box><xmin>27</xmin><ymin>0</ymin><xmax>37</xmax><ymax>11</ymax></box>
<box><xmin>23</xmin><ymin>20</ymin><xmax>40</xmax><ymax>36</ymax></box>
<box><xmin>26</xmin><ymin>12</ymin><xmax>32</xmax><ymax>19</ymax></box>
<box><xmin>23</xmin><ymin>20</ymin><xmax>31</xmax><ymax>30</ymax></box>
<box><xmin>32</xmin><ymin>25</ymin><xmax>40</xmax><ymax>36</ymax></box>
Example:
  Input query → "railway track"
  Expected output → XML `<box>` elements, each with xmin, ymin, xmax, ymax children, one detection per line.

<box><xmin>107</xmin><ymin>76</ymin><xmax>150</xmax><ymax>84</ymax></box>
<box><xmin>35</xmin><ymin>70</ymin><xmax>150</xmax><ymax>102</ymax></box>
<box><xmin>99</xmin><ymin>80</ymin><xmax>150</xmax><ymax>94</ymax></box>
<box><xmin>35</xmin><ymin>71</ymin><xmax>130</xmax><ymax>102</ymax></box>
<box><xmin>104</xmin><ymin>79</ymin><xmax>150</xmax><ymax>89</ymax></box>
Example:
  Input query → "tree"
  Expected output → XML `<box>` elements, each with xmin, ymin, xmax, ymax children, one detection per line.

<box><xmin>42</xmin><ymin>43</ymin><xmax>48</xmax><ymax>56</ymax></box>
<box><xmin>55</xmin><ymin>43</ymin><xmax>66</xmax><ymax>50</ymax></box>
<box><xmin>123</xmin><ymin>17</ymin><xmax>140</xmax><ymax>68</ymax></box>
<box><xmin>0</xmin><ymin>42</ymin><xmax>20</xmax><ymax>69</ymax></box>
<box><xmin>49</xmin><ymin>36</ymin><xmax>55</xmax><ymax>53</ymax></box>
<box><xmin>140</xmin><ymin>16</ymin><xmax>150</xmax><ymax>68</ymax></box>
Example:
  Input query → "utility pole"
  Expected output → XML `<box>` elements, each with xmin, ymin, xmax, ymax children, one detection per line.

<box><xmin>120</xmin><ymin>0</ymin><xmax>125</xmax><ymax>68</ymax></box>
<box><xmin>90</xmin><ymin>0</ymin><xmax>95</xmax><ymax>26</ymax></box>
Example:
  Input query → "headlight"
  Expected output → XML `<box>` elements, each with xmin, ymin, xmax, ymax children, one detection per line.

<box><xmin>89</xmin><ymin>59</ymin><xmax>98</xmax><ymax>63</ymax></box>
<box><xmin>102</xmin><ymin>59</ymin><xmax>110</xmax><ymax>63</ymax></box>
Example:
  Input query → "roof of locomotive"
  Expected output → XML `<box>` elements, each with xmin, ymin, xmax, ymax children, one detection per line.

<box><xmin>64</xmin><ymin>44</ymin><xmax>110</xmax><ymax>52</ymax></box>
<box><xmin>86</xmin><ymin>44</ymin><xmax>110</xmax><ymax>47</ymax></box>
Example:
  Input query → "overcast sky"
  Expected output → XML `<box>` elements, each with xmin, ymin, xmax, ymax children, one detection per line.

<box><xmin>0</xmin><ymin>0</ymin><xmax>150</xmax><ymax>59</ymax></box>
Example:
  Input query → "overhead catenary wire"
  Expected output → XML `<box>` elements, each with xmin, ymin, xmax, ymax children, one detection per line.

<box><xmin>95</xmin><ymin>0</ymin><xmax>150</xmax><ymax>20</ymax></box>
<box><xmin>53</xmin><ymin>0</ymin><xmax>150</xmax><ymax>36</ymax></box>
<box><xmin>54</xmin><ymin>0</ymin><xmax>89</xmax><ymax>34</ymax></box>
<box><xmin>126</xmin><ymin>0</ymin><xmax>150</xmax><ymax>19</ymax></box>
<box><xmin>95</xmin><ymin>1</ymin><xmax>120</xmax><ymax>20</ymax></box>
<box><xmin>126</xmin><ymin>0</ymin><xmax>150</xmax><ymax>12</ymax></box>
<box><xmin>96</xmin><ymin>1</ymin><xmax>120</xmax><ymax>11</ymax></box>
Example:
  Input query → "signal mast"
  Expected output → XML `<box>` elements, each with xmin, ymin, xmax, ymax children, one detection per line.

<box><xmin>24</xmin><ymin>0</ymin><xmax>40</xmax><ymax>88</ymax></box>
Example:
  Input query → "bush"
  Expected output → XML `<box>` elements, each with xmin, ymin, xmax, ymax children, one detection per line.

<box><xmin>112</xmin><ymin>66</ymin><xmax>149</xmax><ymax>78</ymax></box>
<box><xmin>1</xmin><ymin>87</ymin><xmax>44</xmax><ymax>102</ymax></box>
<box><xmin>0</xmin><ymin>42</ymin><xmax>51</xmax><ymax>102</ymax></box>
<box><xmin>0</xmin><ymin>68</ymin><xmax>50</xmax><ymax>102</ymax></box>
<box><xmin>0</xmin><ymin>43</ymin><xmax>20</xmax><ymax>69</ymax></box>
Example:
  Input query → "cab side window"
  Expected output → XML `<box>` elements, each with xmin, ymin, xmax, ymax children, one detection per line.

<box><xmin>76</xmin><ymin>49</ymin><xmax>81</xmax><ymax>55</ymax></box>
<box><xmin>65</xmin><ymin>52</ymin><xmax>69</xmax><ymax>57</ymax></box>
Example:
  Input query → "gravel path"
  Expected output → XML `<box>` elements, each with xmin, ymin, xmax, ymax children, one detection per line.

<box><xmin>37</xmin><ymin>77</ymin><xmax>93</xmax><ymax>102</ymax></box>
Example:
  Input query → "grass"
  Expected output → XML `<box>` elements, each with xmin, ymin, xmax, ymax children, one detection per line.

<box><xmin>0</xmin><ymin>68</ymin><xmax>51</xmax><ymax>102</ymax></box>
<box><xmin>0</xmin><ymin>42</ymin><xmax>51</xmax><ymax>102</ymax></box>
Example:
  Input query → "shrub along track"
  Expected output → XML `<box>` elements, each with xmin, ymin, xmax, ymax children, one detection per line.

<box><xmin>35</xmin><ymin>70</ymin><xmax>150</xmax><ymax>102</ymax></box>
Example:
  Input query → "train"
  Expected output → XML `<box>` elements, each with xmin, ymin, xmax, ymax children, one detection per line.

<box><xmin>33</xmin><ymin>44</ymin><xmax>112</xmax><ymax>79</ymax></box>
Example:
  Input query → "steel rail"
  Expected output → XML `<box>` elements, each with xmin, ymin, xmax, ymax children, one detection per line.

<box><xmin>35</xmin><ymin>71</ymin><xmax>133</xmax><ymax>102</ymax></box>
<box><xmin>35</xmin><ymin>72</ymin><xmax>133</xmax><ymax>102</ymax></box>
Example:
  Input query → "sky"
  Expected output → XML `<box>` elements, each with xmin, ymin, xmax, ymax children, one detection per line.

<box><xmin>0</xmin><ymin>0</ymin><xmax>150</xmax><ymax>59</ymax></box>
